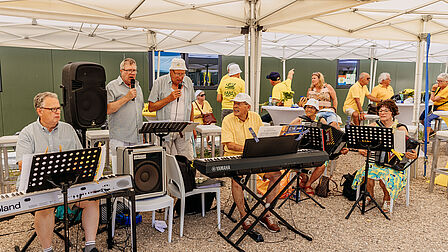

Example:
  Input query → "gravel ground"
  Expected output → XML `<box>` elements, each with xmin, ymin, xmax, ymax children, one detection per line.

<box><xmin>1</xmin><ymin>145</ymin><xmax>448</xmax><ymax>252</ymax></box>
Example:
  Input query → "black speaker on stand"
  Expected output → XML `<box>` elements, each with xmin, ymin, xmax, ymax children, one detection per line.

<box><xmin>61</xmin><ymin>62</ymin><xmax>107</xmax><ymax>147</ymax></box>
<box><xmin>116</xmin><ymin>145</ymin><xmax>166</xmax><ymax>199</ymax></box>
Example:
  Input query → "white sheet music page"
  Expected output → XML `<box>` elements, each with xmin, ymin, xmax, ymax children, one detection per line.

<box><xmin>394</xmin><ymin>130</ymin><xmax>406</xmax><ymax>153</ymax></box>
<box><xmin>94</xmin><ymin>145</ymin><xmax>106</xmax><ymax>181</ymax></box>
<box><xmin>18</xmin><ymin>154</ymin><xmax>33</xmax><ymax>193</ymax></box>
<box><xmin>257</xmin><ymin>126</ymin><xmax>283</xmax><ymax>138</ymax></box>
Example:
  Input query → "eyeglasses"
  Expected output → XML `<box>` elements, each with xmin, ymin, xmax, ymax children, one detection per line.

<box><xmin>366</xmin><ymin>78</ymin><xmax>371</xmax><ymax>80</ymax></box>
<box><xmin>199</xmin><ymin>94</ymin><xmax>205</xmax><ymax>97</ymax></box>
<box><xmin>122</xmin><ymin>69</ymin><xmax>137</xmax><ymax>73</ymax></box>
<box><xmin>378</xmin><ymin>109</ymin><xmax>391</xmax><ymax>113</ymax></box>
<box><xmin>40</xmin><ymin>107</ymin><xmax>61</xmax><ymax>113</ymax></box>
<box><xmin>437</xmin><ymin>79</ymin><xmax>445</xmax><ymax>83</ymax></box>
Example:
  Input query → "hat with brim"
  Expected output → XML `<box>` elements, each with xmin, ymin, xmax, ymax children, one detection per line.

<box><xmin>228</xmin><ymin>64</ymin><xmax>242</xmax><ymax>76</ymax></box>
<box><xmin>195</xmin><ymin>90</ymin><xmax>204</xmax><ymax>98</ymax></box>
<box><xmin>231</xmin><ymin>93</ymin><xmax>253</xmax><ymax>107</ymax></box>
<box><xmin>304</xmin><ymin>98</ymin><xmax>320</xmax><ymax>111</ymax></box>
<box><xmin>169</xmin><ymin>58</ymin><xmax>188</xmax><ymax>71</ymax></box>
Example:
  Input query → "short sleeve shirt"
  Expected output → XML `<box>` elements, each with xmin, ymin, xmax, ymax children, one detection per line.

<box><xmin>343</xmin><ymin>82</ymin><xmax>370</xmax><ymax>112</ymax></box>
<box><xmin>217</xmin><ymin>76</ymin><xmax>245</xmax><ymax>110</ymax></box>
<box><xmin>435</xmin><ymin>87</ymin><xmax>448</xmax><ymax>111</ymax></box>
<box><xmin>272</xmin><ymin>79</ymin><xmax>293</xmax><ymax>107</ymax></box>
<box><xmin>371</xmin><ymin>85</ymin><xmax>394</xmax><ymax>101</ymax></box>
<box><xmin>221</xmin><ymin>111</ymin><xmax>263</xmax><ymax>156</ymax></box>
<box><xmin>16</xmin><ymin>119</ymin><xmax>82</xmax><ymax>163</ymax></box>
<box><xmin>148</xmin><ymin>74</ymin><xmax>195</xmax><ymax>121</ymax></box>
<box><xmin>106</xmin><ymin>76</ymin><xmax>144</xmax><ymax>143</ymax></box>
<box><xmin>192</xmin><ymin>100</ymin><xmax>213</xmax><ymax>124</ymax></box>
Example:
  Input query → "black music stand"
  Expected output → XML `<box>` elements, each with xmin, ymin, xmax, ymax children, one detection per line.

<box><xmin>344</xmin><ymin>125</ymin><xmax>393</xmax><ymax>220</ymax></box>
<box><xmin>278</xmin><ymin>125</ymin><xmax>325</xmax><ymax>209</ymax></box>
<box><xmin>139</xmin><ymin>121</ymin><xmax>193</xmax><ymax>146</ymax></box>
<box><xmin>27</xmin><ymin>147</ymin><xmax>101</xmax><ymax>252</ymax></box>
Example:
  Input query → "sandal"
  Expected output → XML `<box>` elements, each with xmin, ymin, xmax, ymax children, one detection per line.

<box><xmin>358</xmin><ymin>199</ymin><xmax>372</xmax><ymax>208</ymax></box>
<box><xmin>382</xmin><ymin>201</ymin><xmax>391</xmax><ymax>213</ymax></box>
<box><xmin>304</xmin><ymin>186</ymin><xmax>314</xmax><ymax>195</ymax></box>
<box><xmin>299</xmin><ymin>173</ymin><xmax>308</xmax><ymax>189</ymax></box>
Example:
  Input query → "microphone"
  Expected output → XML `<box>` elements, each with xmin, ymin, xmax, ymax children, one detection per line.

<box><xmin>131</xmin><ymin>79</ymin><xmax>135</xmax><ymax>101</ymax></box>
<box><xmin>177</xmin><ymin>83</ymin><xmax>182</xmax><ymax>102</ymax></box>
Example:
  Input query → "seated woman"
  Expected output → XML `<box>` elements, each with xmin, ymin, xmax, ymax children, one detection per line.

<box><xmin>192</xmin><ymin>90</ymin><xmax>214</xmax><ymax>150</ymax></box>
<box><xmin>290</xmin><ymin>99</ymin><xmax>327</xmax><ymax>195</ymax></box>
<box><xmin>352</xmin><ymin>100</ymin><xmax>418</xmax><ymax>212</ymax></box>
<box><xmin>299</xmin><ymin>72</ymin><xmax>339</xmax><ymax>129</ymax></box>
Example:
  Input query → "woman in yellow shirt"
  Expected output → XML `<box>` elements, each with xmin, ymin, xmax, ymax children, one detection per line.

<box><xmin>193</xmin><ymin>90</ymin><xmax>213</xmax><ymax>124</ymax></box>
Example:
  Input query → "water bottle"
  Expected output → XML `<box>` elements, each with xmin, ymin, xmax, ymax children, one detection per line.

<box><xmin>269</xmin><ymin>96</ymin><xmax>272</xmax><ymax>106</ymax></box>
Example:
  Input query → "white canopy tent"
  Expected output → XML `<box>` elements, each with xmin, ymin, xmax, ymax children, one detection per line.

<box><xmin>0</xmin><ymin>0</ymin><xmax>448</xmax><ymax>117</ymax></box>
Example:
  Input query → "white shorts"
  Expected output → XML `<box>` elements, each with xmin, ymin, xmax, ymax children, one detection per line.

<box><xmin>344</xmin><ymin>108</ymin><xmax>356</xmax><ymax>116</ymax></box>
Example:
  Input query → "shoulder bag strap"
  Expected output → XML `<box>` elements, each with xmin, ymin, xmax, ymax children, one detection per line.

<box><xmin>194</xmin><ymin>101</ymin><xmax>204</xmax><ymax>115</ymax></box>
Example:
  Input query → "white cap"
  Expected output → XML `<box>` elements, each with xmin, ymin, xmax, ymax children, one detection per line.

<box><xmin>231</xmin><ymin>93</ymin><xmax>253</xmax><ymax>107</ymax></box>
<box><xmin>304</xmin><ymin>98</ymin><xmax>319</xmax><ymax>111</ymax></box>
<box><xmin>195</xmin><ymin>89</ymin><xmax>204</xmax><ymax>98</ymax></box>
<box><xmin>169</xmin><ymin>58</ymin><xmax>188</xmax><ymax>71</ymax></box>
<box><xmin>228</xmin><ymin>64</ymin><xmax>242</xmax><ymax>76</ymax></box>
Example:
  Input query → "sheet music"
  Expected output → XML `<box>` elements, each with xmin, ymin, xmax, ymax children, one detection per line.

<box><xmin>394</xmin><ymin>130</ymin><xmax>406</xmax><ymax>153</ymax></box>
<box><xmin>18</xmin><ymin>154</ymin><xmax>33</xmax><ymax>193</ymax></box>
<box><xmin>257</xmin><ymin>126</ymin><xmax>283</xmax><ymax>138</ymax></box>
<box><xmin>182</xmin><ymin>122</ymin><xmax>199</xmax><ymax>133</ymax></box>
<box><xmin>94</xmin><ymin>145</ymin><xmax>106</xmax><ymax>181</ymax></box>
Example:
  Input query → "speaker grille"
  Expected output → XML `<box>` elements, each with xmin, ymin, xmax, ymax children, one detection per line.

<box><xmin>134</xmin><ymin>160</ymin><xmax>161</xmax><ymax>194</ymax></box>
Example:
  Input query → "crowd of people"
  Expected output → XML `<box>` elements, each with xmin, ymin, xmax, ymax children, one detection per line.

<box><xmin>15</xmin><ymin>57</ymin><xmax>440</xmax><ymax>250</ymax></box>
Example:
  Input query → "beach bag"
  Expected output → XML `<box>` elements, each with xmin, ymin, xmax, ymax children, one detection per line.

<box><xmin>341</xmin><ymin>172</ymin><xmax>357</xmax><ymax>201</ymax></box>
<box><xmin>195</xmin><ymin>101</ymin><xmax>217</xmax><ymax>125</ymax></box>
<box><xmin>315</xmin><ymin>176</ymin><xmax>330</xmax><ymax>197</ymax></box>
<box><xmin>175</xmin><ymin>155</ymin><xmax>196</xmax><ymax>192</ymax></box>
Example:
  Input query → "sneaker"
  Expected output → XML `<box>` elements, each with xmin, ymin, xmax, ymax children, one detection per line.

<box><xmin>382</xmin><ymin>201</ymin><xmax>391</xmax><ymax>213</ymax></box>
<box><xmin>260</xmin><ymin>215</ymin><xmax>280</xmax><ymax>233</ymax></box>
<box><xmin>241</xmin><ymin>219</ymin><xmax>253</xmax><ymax>231</ymax></box>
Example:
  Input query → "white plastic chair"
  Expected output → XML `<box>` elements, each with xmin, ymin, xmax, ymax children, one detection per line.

<box><xmin>112</xmin><ymin>194</ymin><xmax>174</xmax><ymax>243</ymax></box>
<box><xmin>165</xmin><ymin>154</ymin><xmax>221</xmax><ymax>237</ymax></box>
<box><xmin>356</xmin><ymin>167</ymin><xmax>410</xmax><ymax>213</ymax></box>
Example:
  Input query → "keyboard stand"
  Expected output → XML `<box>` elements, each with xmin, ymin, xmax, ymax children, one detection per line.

<box><xmin>218</xmin><ymin>168</ymin><xmax>312</xmax><ymax>251</ymax></box>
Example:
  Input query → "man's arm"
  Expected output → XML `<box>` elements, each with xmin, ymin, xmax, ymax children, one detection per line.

<box><xmin>224</xmin><ymin>142</ymin><xmax>244</xmax><ymax>152</ymax></box>
<box><xmin>107</xmin><ymin>90</ymin><xmax>136</xmax><ymax>115</ymax></box>
<box><xmin>217</xmin><ymin>94</ymin><xmax>223</xmax><ymax>103</ymax></box>
<box><xmin>287</xmin><ymin>69</ymin><xmax>294</xmax><ymax>80</ymax></box>
<box><xmin>366</xmin><ymin>93</ymin><xmax>381</xmax><ymax>103</ymax></box>
<box><xmin>354</xmin><ymin>98</ymin><xmax>364</xmax><ymax>114</ymax></box>
<box><xmin>148</xmin><ymin>90</ymin><xmax>180</xmax><ymax>112</ymax></box>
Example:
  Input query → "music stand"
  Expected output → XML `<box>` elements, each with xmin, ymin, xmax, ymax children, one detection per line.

<box><xmin>344</xmin><ymin>125</ymin><xmax>393</xmax><ymax>220</ymax></box>
<box><xmin>27</xmin><ymin>147</ymin><xmax>101</xmax><ymax>252</ymax></box>
<box><xmin>139</xmin><ymin>121</ymin><xmax>197</xmax><ymax>146</ymax></box>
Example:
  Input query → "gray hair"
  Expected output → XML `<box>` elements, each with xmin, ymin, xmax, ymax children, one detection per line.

<box><xmin>33</xmin><ymin>92</ymin><xmax>58</xmax><ymax>109</ymax></box>
<box><xmin>359</xmin><ymin>72</ymin><xmax>370</xmax><ymax>80</ymax></box>
<box><xmin>378</xmin><ymin>72</ymin><xmax>391</xmax><ymax>83</ymax></box>
<box><xmin>437</xmin><ymin>73</ymin><xmax>448</xmax><ymax>81</ymax></box>
<box><xmin>120</xmin><ymin>58</ymin><xmax>137</xmax><ymax>70</ymax></box>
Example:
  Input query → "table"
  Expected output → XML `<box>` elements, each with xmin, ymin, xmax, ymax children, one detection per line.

<box><xmin>429</xmin><ymin>130</ymin><xmax>448</xmax><ymax>197</ymax></box>
<box><xmin>0</xmin><ymin>135</ymin><xmax>19</xmax><ymax>193</ymax></box>
<box><xmin>261</xmin><ymin>106</ymin><xmax>304</xmax><ymax>125</ymax></box>
<box><xmin>363</xmin><ymin>114</ymin><xmax>379</xmax><ymax>125</ymax></box>
<box><xmin>396</xmin><ymin>103</ymin><xmax>426</xmax><ymax>125</ymax></box>
<box><xmin>86</xmin><ymin>130</ymin><xmax>110</xmax><ymax>172</ymax></box>
<box><xmin>195</xmin><ymin>125</ymin><xmax>222</xmax><ymax>158</ymax></box>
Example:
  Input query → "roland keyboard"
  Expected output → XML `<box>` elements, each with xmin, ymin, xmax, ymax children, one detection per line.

<box><xmin>194</xmin><ymin>149</ymin><xmax>329</xmax><ymax>178</ymax></box>
<box><xmin>0</xmin><ymin>175</ymin><xmax>133</xmax><ymax>220</ymax></box>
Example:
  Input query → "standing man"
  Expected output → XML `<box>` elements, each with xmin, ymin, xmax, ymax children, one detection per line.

<box><xmin>221</xmin><ymin>93</ymin><xmax>281</xmax><ymax>232</ymax></box>
<box><xmin>106</xmin><ymin>58</ymin><xmax>144</xmax><ymax>173</ymax></box>
<box><xmin>371</xmin><ymin>72</ymin><xmax>394</xmax><ymax>102</ymax></box>
<box><xmin>343</xmin><ymin>72</ymin><xmax>381</xmax><ymax>125</ymax></box>
<box><xmin>267</xmin><ymin>69</ymin><xmax>295</xmax><ymax>107</ymax></box>
<box><xmin>217</xmin><ymin>63</ymin><xmax>245</xmax><ymax>121</ymax></box>
<box><xmin>148</xmin><ymin>58</ymin><xmax>195</xmax><ymax>160</ymax></box>
<box><xmin>16</xmin><ymin>92</ymin><xmax>99</xmax><ymax>252</ymax></box>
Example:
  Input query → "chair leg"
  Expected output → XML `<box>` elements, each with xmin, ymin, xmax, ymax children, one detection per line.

<box><xmin>168</xmin><ymin>205</ymin><xmax>173</xmax><ymax>243</ymax></box>
<box><xmin>180</xmin><ymin>198</ymin><xmax>185</xmax><ymax>237</ymax></box>
<box><xmin>390</xmin><ymin>198</ymin><xmax>394</xmax><ymax>213</ymax></box>
<box><xmin>406</xmin><ymin>169</ymin><xmax>410</xmax><ymax>207</ymax></box>
<box><xmin>111</xmin><ymin>199</ymin><xmax>119</xmax><ymax>238</ymax></box>
<box><xmin>164</xmin><ymin>207</ymin><xmax>168</xmax><ymax>221</ymax></box>
<box><xmin>216</xmin><ymin>190</ymin><xmax>221</xmax><ymax>230</ymax></box>
<box><xmin>356</xmin><ymin>184</ymin><xmax>360</xmax><ymax>200</ymax></box>
<box><xmin>152</xmin><ymin>211</ymin><xmax>156</xmax><ymax>227</ymax></box>
<box><xmin>201</xmin><ymin>193</ymin><xmax>205</xmax><ymax>217</ymax></box>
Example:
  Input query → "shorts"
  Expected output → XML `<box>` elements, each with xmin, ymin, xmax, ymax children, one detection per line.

<box><xmin>419</xmin><ymin>110</ymin><xmax>440</xmax><ymax>127</ymax></box>
<box><xmin>344</xmin><ymin>108</ymin><xmax>356</xmax><ymax>116</ymax></box>
<box><xmin>317</xmin><ymin>111</ymin><xmax>338</xmax><ymax>125</ymax></box>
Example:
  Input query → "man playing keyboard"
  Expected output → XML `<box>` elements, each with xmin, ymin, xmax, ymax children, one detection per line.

<box><xmin>221</xmin><ymin>93</ymin><xmax>281</xmax><ymax>232</ymax></box>
<box><xmin>16</xmin><ymin>92</ymin><xmax>99</xmax><ymax>252</ymax></box>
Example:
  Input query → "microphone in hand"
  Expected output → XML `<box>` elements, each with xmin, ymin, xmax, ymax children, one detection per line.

<box><xmin>131</xmin><ymin>79</ymin><xmax>135</xmax><ymax>101</ymax></box>
<box><xmin>177</xmin><ymin>83</ymin><xmax>182</xmax><ymax>101</ymax></box>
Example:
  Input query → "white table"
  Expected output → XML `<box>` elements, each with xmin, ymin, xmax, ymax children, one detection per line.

<box><xmin>396</xmin><ymin>103</ymin><xmax>426</xmax><ymax>125</ymax></box>
<box><xmin>195</xmin><ymin>125</ymin><xmax>222</xmax><ymax>158</ymax></box>
<box><xmin>261</xmin><ymin>106</ymin><xmax>305</xmax><ymax>125</ymax></box>
<box><xmin>0</xmin><ymin>135</ymin><xmax>19</xmax><ymax>193</ymax></box>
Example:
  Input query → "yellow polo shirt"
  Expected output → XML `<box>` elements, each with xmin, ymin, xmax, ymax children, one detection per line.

<box><xmin>272</xmin><ymin>79</ymin><xmax>293</xmax><ymax>107</ymax></box>
<box><xmin>435</xmin><ymin>87</ymin><xmax>448</xmax><ymax>111</ymax></box>
<box><xmin>371</xmin><ymin>84</ymin><xmax>394</xmax><ymax>101</ymax></box>
<box><xmin>343</xmin><ymin>81</ymin><xmax>370</xmax><ymax>112</ymax></box>
<box><xmin>221</xmin><ymin>111</ymin><xmax>263</xmax><ymax>156</ymax></box>
<box><xmin>192</xmin><ymin>100</ymin><xmax>213</xmax><ymax>124</ymax></box>
<box><xmin>217</xmin><ymin>76</ymin><xmax>245</xmax><ymax>110</ymax></box>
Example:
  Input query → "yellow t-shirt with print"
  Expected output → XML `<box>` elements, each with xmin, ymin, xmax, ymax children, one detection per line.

<box><xmin>371</xmin><ymin>84</ymin><xmax>394</xmax><ymax>101</ymax></box>
<box><xmin>221</xmin><ymin>111</ymin><xmax>263</xmax><ymax>156</ymax></box>
<box><xmin>217</xmin><ymin>76</ymin><xmax>245</xmax><ymax>110</ymax></box>
<box><xmin>343</xmin><ymin>82</ymin><xmax>370</xmax><ymax>112</ymax></box>
<box><xmin>192</xmin><ymin>100</ymin><xmax>213</xmax><ymax>124</ymax></box>
<box><xmin>434</xmin><ymin>87</ymin><xmax>448</xmax><ymax>111</ymax></box>
<box><xmin>272</xmin><ymin>79</ymin><xmax>293</xmax><ymax>107</ymax></box>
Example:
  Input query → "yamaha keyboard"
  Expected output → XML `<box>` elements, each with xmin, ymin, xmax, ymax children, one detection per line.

<box><xmin>0</xmin><ymin>175</ymin><xmax>133</xmax><ymax>220</ymax></box>
<box><xmin>194</xmin><ymin>149</ymin><xmax>328</xmax><ymax>178</ymax></box>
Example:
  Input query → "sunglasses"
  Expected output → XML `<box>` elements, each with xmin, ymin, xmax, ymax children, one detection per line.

<box><xmin>199</xmin><ymin>94</ymin><xmax>205</xmax><ymax>97</ymax></box>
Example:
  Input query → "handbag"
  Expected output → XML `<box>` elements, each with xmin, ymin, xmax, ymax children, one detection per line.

<box><xmin>194</xmin><ymin>101</ymin><xmax>217</xmax><ymax>125</ymax></box>
<box><xmin>341</xmin><ymin>172</ymin><xmax>357</xmax><ymax>201</ymax></box>
<box><xmin>315</xmin><ymin>176</ymin><xmax>330</xmax><ymax>197</ymax></box>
